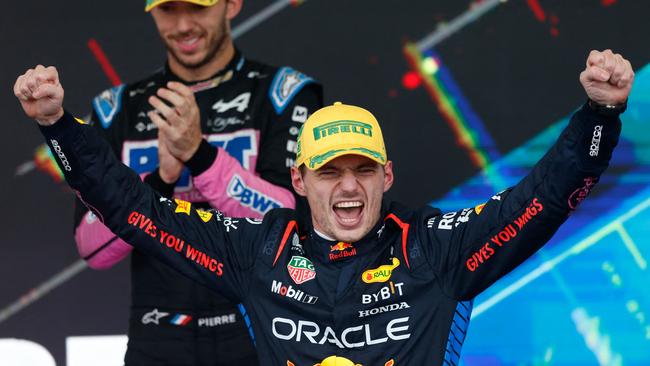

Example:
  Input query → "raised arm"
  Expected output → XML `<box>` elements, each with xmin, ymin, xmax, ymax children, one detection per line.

<box><xmin>14</xmin><ymin>65</ymin><xmax>278</xmax><ymax>302</ymax></box>
<box><xmin>420</xmin><ymin>50</ymin><xmax>633</xmax><ymax>300</ymax></box>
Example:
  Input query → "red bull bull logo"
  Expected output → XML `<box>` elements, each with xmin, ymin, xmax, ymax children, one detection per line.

<box><xmin>329</xmin><ymin>242</ymin><xmax>357</xmax><ymax>261</ymax></box>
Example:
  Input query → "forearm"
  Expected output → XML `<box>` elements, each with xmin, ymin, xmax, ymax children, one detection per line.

<box><xmin>75</xmin><ymin>214</ymin><xmax>132</xmax><ymax>269</ymax></box>
<box><xmin>186</xmin><ymin>140</ymin><xmax>296</xmax><ymax>218</ymax></box>
<box><xmin>41</xmin><ymin>112</ymin><xmax>242</xmax><ymax>300</ymax></box>
<box><xmin>441</xmin><ymin>103</ymin><xmax>622</xmax><ymax>299</ymax></box>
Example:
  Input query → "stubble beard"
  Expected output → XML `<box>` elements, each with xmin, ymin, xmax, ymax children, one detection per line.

<box><xmin>167</xmin><ymin>19</ymin><xmax>229</xmax><ymax>71</ymax></box>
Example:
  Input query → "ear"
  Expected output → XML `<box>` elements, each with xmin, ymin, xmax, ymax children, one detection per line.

<box><xmin>291</xmin><ymin>166</ymin><xmax>307</xmax><ymax>197</ymax></box>
<box><xmin>382</xmin><ymin>161</ymin><xmax>394</xmax><ymax>193</ymax></box>
<box><xmin>225</xmin><ymin>0</ymin><xmax>243</xmax><ymax>20</ymax></box>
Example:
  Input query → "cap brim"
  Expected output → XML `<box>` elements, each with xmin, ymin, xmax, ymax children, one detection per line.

<box><xmin>145</xmin><ymin>0</ymin><xmax>216</xmax><ymax>12</ymax></box>
<box><xmin>304</xmin><ymin>146</ymin><xmax>386</xmax><ymax>170</ymax></box>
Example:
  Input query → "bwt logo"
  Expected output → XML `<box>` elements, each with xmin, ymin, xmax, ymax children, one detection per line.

<box><xmin>227</xmin><ymin>175</ymin><xmax>281</xmax><ymax>214</ymax></box>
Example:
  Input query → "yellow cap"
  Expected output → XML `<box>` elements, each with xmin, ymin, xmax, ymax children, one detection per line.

<box><xmin>145</xmin><ymin>0</ymin><xmax>219</xmax><ymax>12</ymax></box>
<box><xmin>296</xmin><ymin>102</ymin><xmax>387</xmax><ymax>170</ymax></box>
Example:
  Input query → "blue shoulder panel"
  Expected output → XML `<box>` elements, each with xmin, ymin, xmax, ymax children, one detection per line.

<box><xmin>92</xmin><ymin>84</ymin><xmax>125</xmax><ymax>129</ymax></box>
<box><xmin>268</xmin><ymin>67</ymin><xmax>313</xmax><ymax>115</ymax></box>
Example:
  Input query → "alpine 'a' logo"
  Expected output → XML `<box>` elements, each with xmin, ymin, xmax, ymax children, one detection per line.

<box><xmin>287</xmin><ymin>256</ymin><xmax>316</xmax><ymax>284</ymax></box>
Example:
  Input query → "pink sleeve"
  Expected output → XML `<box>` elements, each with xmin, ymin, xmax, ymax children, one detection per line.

<box><xmin>75</xmin><ymin>211</ymin><xmax>133</xmax><ymax>270</ymax></box>
<box><xmin>192</xmin><ymin>147</ymin><xmax>296</xmax><ymax>219</ymax></box>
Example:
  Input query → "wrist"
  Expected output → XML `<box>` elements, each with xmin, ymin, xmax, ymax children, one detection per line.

<box><xmin>185</xmin><ymin>139</ymin><xmax>218</xmax><ymax>177</ymax></box>
<box><xmin>159</xmin><ymin>168</ymin><xmax>180</xmax><ymax>184</ymax></box>
<box><xmin>36</xmin><ymin>108</ymin><xmax>65</xmax><ymax>126</ymax></box>
<box><xmin>181</xmin><ymin>139</ymin><xmax>202</xmax><ymax>163</ymax></box>
<box><xmin>587</xmin><ymin>98</ymin><xmax>627</xmax><ymax>117</ymax></box>
<box><xmin>144</xmin><ymin>169</ymin><xmax>176</xmax><ymax>198</ymax></box>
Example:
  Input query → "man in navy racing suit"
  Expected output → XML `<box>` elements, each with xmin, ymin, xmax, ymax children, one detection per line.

<box><xmin>73</xmin><ymin>0</ymin><xmax>322</xmax><ymax>364</ymax></box>
<box><xmin>15</xmin><ymin>49</ymin><xmax>633</xmax><ymax>365</ymax></box>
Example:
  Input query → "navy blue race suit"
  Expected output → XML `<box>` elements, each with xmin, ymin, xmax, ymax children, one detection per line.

<box><xmin>73</xmin><ymin>50</ymin><xmax>322</xmax><ymax>365</ymax></box>
<box><xmin>44</xmin><ymin>103</ymin><xmax>621</xmax><ymax>365</ymax></box>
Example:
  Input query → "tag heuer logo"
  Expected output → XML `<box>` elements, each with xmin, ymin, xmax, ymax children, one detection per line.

<box><xmin>287</xmin><ymin>256</ymin><xmax>316</xmax><ymax>284</ymax></box>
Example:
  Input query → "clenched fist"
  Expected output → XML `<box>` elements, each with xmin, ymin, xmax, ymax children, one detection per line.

<box><xmin>580</xmin><ymin>49</ymin><xmax>634</xmax><ymax>106</ymax></box>
<box><xmin>14</xmin><ymin>65</ymin><xmax>65</xmax><ymax>125</ymax></box>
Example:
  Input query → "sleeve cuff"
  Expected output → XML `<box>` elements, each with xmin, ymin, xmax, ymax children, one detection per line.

<box><xmin>38</xmin><ymin>110</ymin><xmax>79</xmax><ymax>137</ymax></box>
<box><xmin>576</xmin><ymin>101</ymin><xmax>621</xmax><ymax>126</ymax></box>
<box><xmin>143</xmin><ymin>169</ymin><xmax>176</xmax><ymax>198</ymax></box>
<box><xmin>185</xmin><ymin>139</ymin><xmax>218</xmax><ymax>177</ymax></box>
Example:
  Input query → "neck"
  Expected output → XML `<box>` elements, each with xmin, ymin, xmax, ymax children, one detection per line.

<box><xmin>313</xmin><ymin>228</ymin><xmax>336</xmax><ymax>242</ymax></box>
<box><xmin>168</xmin><ymin>40</ymin><xmax>235</xmax><ymax>82</ymax></box>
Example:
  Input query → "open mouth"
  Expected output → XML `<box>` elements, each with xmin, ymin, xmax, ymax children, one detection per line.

<box><xmin>333</xmin><ymin>201</ymin><xmax>364</xmax><ymax>227</ymax></box>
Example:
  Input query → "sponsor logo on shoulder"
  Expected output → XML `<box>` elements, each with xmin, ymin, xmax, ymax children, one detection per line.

<box><xmin>362</xmin><ymin>257</ymin><xmax>399</xmax><ymax>283</ymax></box>
<box><xmin>93</xmin><ymin>85</ymin><xmax>125</xmax><ymax>128</ymax></box>
<box><xmin>271</xmin><ymin>280</ymin><xmax>318</xmax><ymax>304</ymax></box>
<box><xmin>195</xmin><ymin>209</ymin><xmax>213</xmax><ymax>223</ymax></box>
<box><xmin>269</xmin><ymin>67</ymin><xmax>313</xmax><ymax>114</ymax></box>
<box><xmin>174</xmin><ymin>199</ymin><xmax>191</xmax><ymax>215</ymax></box>
<box><xmin>287</xmin><ymin>256</ymin><xmax>316</xmax><ymax>284</ymax></box>
<box><xmin>437</xmin><ymin>208</ymin><xmax>473</xmax><ymax>230</ymax></box>
<box><xmin>492</xmin><ymin>191</ymin><xmax>504</xmax><ymax>201</ymax></box>
<box><xmin>227</xmin><ymin>175</ymin><xmax>281</xmax><ymax>214</ymax></box>
<box><xmin>426</xmin><ymin>217</ymin><xmax>436</xmax><ymax>229</ymax></box>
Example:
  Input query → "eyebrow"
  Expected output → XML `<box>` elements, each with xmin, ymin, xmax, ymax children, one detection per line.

<box><xmin>356</xmin><ymin>163</ymin><xmax>379</xmax><ymax>169</ymax></box>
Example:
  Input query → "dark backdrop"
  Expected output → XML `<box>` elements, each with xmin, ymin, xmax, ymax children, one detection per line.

<box><xmin>1</xmin><ymin>1</ymin><xmax>649</xmax><ymax>364</ymax></box>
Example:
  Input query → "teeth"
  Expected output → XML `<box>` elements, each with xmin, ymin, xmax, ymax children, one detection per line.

<box><xmin>179</xmin><ymin>37</ymin><xmax>198</xmax><ymax>45</ymax></box>
<box><xmin>335</xmin><ymin>201</ymin><xmax>362</xmax><ymax>208</ymax></box>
